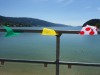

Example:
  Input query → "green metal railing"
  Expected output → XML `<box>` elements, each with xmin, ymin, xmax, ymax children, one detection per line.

<box><xmin>0</xmin><ymin>28</ymin><xmax>100</xmax><ymax>75</ymax></box>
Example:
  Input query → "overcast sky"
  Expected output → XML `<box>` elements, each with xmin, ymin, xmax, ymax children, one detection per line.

<box><xmin>0</xmin><ymin>0</ymin><xmax>100</xmax><ymax>26</ymax></box>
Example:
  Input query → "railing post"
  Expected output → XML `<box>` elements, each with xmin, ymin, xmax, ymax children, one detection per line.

<box><xmin>56</xmin><ymin>34</ymin><xmax>61</xmax><ymax>75</ymax></box>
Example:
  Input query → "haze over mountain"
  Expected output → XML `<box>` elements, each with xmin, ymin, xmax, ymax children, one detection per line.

<box><xmin>0</xmin><ymin>15</ymin><xmax>69</xmax><ymax>27</ymax></box>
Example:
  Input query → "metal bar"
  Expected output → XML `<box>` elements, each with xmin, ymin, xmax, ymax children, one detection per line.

<box><xmin>56</xmin><ymin>34</ymin><xmax>61</xmax><ymax>75</ymax></box>
<box><xmin>1</xmin><ymin>58</ymin><xmax>100</xmax><ymax>67</ymax></box>
<box><xmin>59</xmin><ymin>61</ymin><xmax>100</xmax><ymax>67</ymax></box>
<box><xmin>0</xmin><ymin>58</ymin><xmax>55</xmax><ymax>64</ymax></box>
<box><xmin>0</xmin><ymin>28</ymin><xmax>100</xmax><ymax>34</ymax></box>
<box><xmin>0</xmin><ymin>29</ymin><xmax>42</xmax><ymax>33</ymax></box>
<box><xmin>0</xmin><ymin>29</ymin><xmax>95</xmax><ymax>34</ymax></box>
<box><xmin>1</xmin><ymin>61</ymin><xmax>4</xmax><ymax>65</ymax></box>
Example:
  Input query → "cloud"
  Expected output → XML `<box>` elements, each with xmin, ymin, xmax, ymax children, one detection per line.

<box><xmin>65</xmin><ymin>0</ymin><xmax>75</xmax><ymax>5</ymax></box>
<box><xmin>31</xmin><ymin>0</ymin><xmax>48</xmax><ymax>2</ymax></box>
<box><xmin>86</xmin><ymin>6</ymin><xmax>92</xmax><ymax>9</ymax></box>
<box><xmin>57</xmin><ymin>0</ymin><xmax>65</xmax><ymax>2</ymax></box>
<box><xmin>57</xmin><ymin>0</ymin><xmax>75</xmax><ymax>6</ymax></box>
<box><xmin>97</xmin><ymin>7</ymin><xmax>100</xmax><ymax>11</ymax></box>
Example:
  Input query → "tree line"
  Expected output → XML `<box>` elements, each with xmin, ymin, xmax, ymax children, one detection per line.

<box><xmin>83</xmin><ymin>19</ymin><xmax>100</xmax><ymax>28</ymax></box>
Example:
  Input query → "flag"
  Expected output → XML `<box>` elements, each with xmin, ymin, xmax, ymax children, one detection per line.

<box><xmin>3</xmin><ymin>26</ymin><xmax>20</xmax><ymax>37</ymax></box>
<box><xmin>42</xmin><ymin>28</ymin><xmax>58</xmax><ymax>36</ymax></box>
<box><xmin>79</xmin><ymin>25</ymin><xmax>98</xmax><ymax>35</ymax></box>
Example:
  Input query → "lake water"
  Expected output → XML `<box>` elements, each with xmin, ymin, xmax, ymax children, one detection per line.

<box><xmin>0</xmin><ymin>27</ymin><xmax>100</xmax><ymax>75</ymax></box>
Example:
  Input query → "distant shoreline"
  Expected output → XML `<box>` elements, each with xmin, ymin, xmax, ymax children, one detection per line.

<box><xmin>0</xmin><ymin>15</ymin><xmax>70</xmax><ymax>27</ymax></box>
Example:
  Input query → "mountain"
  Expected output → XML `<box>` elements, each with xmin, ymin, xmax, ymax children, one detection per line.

<box><xmin>0</xmin><ymin>15</ymin><xmax>69</xmax><ymax>27</ymax></box>
<box><xmin>83</xmin><ymin>19</ymin><xmax>100</xmax><ymax>28</ymax></box>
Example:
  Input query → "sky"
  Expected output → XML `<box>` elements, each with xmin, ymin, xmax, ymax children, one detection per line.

<box><xmin>0</xmin><ymin>0</ymin><xmax>100</xmax><ymax>26</ymax></box>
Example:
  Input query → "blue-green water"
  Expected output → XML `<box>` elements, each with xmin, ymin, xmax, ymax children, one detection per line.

<box><xmin>0</xmin><ymin>27</ymin><xmax>100</xmax><ymax>75</ymax></box>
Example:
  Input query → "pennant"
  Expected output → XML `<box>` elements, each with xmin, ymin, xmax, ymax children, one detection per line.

<box><xmin>79</xmin><ymin>25</ymin><xmax>98</xmax><ymax>35</ymax></box>
<box><xmin>42</xmin><ymin>28</ymin><xmax>58</xmax><ymax>36</ymax></box>
<box><xmin>3</xmin><ymin>26</ymin><xmax>20</xmax><ymax>37</ymax></box>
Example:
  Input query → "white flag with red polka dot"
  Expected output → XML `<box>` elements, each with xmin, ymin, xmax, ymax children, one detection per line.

<box><xmin>79</xmin><ymin>25</ymin><xmax>98</xmax><ymax>35</ymax></box>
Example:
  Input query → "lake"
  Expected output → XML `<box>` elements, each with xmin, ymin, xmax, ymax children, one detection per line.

<box><xmin>0</xmin><ymin>27</ymin><xmax>100</xmax><ymax>75</ymax></box>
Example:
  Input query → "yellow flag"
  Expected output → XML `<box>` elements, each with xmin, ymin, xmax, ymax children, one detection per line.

<box><xmin>42</xmin><ymin>28</ymin><xmax>58</xmax><ymax>36</ymax></box>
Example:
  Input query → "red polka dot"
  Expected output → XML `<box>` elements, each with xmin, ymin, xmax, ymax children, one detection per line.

<box><xmin>80</xmin><ymin>31</ymin><xmax>84</xmax><ymax>35</ymax></box>
<box><xmin>85</xmin><ymin>27</ymin><xmax>91</xmax><ymax>31</ymax></box>
<box><xmin>89</xmin><ymin>30</ymin><xmax>94</xmax><ymax>35</ymax></box>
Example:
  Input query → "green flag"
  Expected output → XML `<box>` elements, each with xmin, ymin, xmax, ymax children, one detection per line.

<box><xmin>3</xmin><ymin>26</ymin><xmax>20</xmax><ymax>37</ymax></box>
